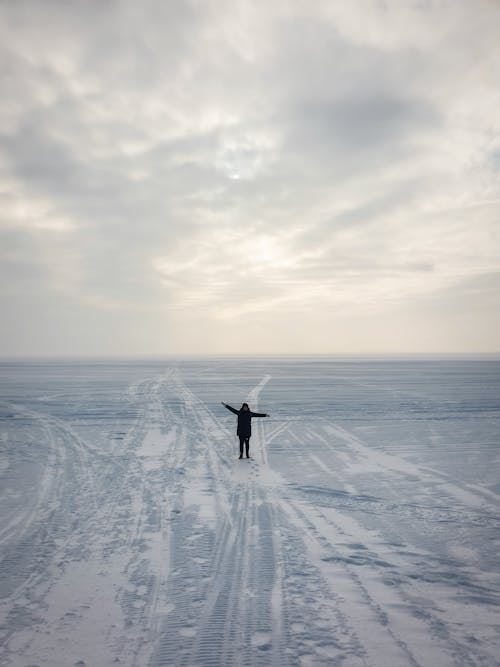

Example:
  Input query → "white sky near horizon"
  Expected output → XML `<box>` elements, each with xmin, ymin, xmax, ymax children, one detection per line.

<box><xmin>0</xmin><ymin>0</ymin><xmax>499</xmax><ymax>357</ymax></box>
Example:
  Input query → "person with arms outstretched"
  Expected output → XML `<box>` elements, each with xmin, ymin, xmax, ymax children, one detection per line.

<box><xmin>221</xmin><ymin>401</ymin><xmax>269</xmax><ymax>459</ymax></box>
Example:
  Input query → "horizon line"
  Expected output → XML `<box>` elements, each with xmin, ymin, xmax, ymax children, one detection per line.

<box><xmin>1</xmin><ymin>352</ymin><xmax>500</xmax><ymax>363</ymax></box>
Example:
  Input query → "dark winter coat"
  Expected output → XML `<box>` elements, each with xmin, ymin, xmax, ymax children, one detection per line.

<box><xmin>224</xmin><ymin>404</ymin><xmax>267</xmax><ymax>437</ymax></box>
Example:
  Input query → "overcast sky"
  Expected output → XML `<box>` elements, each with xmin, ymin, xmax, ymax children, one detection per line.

<box><xmin>1</xmin><ymin>0</ymin><xmax>499</xmax><ymax>357</ymax></box>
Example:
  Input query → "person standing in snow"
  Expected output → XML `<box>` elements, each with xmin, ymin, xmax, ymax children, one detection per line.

<box><xmin>221</xmin><ymin>401</ymin><xmax>269</xmax><ymax>459</ymax></box>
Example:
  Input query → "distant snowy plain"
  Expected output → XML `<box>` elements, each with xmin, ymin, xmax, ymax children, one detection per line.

<box><xmin>0</xmin><ymin>358</ymin><xmax>499</xmax><ymax>667</ymax></box>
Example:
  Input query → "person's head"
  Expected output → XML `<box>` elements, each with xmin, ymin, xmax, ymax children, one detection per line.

<box><xmin>241</xmin><ymin>402</ymin><xmax>249</xmax><ymax>411</ymax></box>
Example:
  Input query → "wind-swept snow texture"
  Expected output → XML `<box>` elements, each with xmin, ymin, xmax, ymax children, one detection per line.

<box><xmin>0</xmin><ymin>358</ymin><xmax>499</xmax><ymax>667</ymax></box>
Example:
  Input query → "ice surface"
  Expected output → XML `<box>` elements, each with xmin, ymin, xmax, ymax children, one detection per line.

<box><xmin>0</xmin><ymin>358</ymin><xmax>499</xmax><ymax>666</ymax></box>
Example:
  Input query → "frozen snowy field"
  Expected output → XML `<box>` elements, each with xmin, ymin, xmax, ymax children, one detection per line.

<box><xmin>0</xmin><ymin>357</ymin><xmax>499</xmax><ymax>667</ymax></box>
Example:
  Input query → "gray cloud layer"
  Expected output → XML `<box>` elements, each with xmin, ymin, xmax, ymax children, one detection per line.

<box><xmin>1</xmin><ymin>0</ymin><xmax>499</xmax><ymax>355</ymax></box>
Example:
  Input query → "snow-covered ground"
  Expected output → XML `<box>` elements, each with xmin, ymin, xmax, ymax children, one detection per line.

<box><xmin>0</xmin><ymin>358</ymin><xmax>499</xmax><ymax>667</ymax></box>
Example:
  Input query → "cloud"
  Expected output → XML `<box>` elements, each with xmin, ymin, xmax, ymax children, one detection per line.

<box><xmin>0</xmin><ymin>0</ymin><xmax>499</xmax><ymax>355</ymax></box>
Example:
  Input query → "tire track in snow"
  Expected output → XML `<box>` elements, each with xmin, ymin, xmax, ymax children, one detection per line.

<box><xmin>149</xmin><ymin>372</ymin><xmax>297</xmax><ymax>666</ymax></box>
<box><xmin>150</xmin><ymin>372</ymin><xmax>249</xmax><ymax>665</ymax></box>
<box><xmin>0</xmin><ymin>403</ymin><xmax>101</xmax><ymax>599</ymax></box>
<box><xmin>113</xmin><ymin>373</ymin><xmax>193</xmax><ymax>666</ymax></box>
<box><xmin>0</xmin><ymin>396</ymin><xmax>131</xmax><ymax>665</ymax></box>
<box><xmin>323</xmin><ymin>421</ymin><xmax>500</xmax><ymax>513</ymax></box>
<box><xmin>159</xmin><ymin>371</ymin><xmax>364</xmax><ymax>666</ymax></box>
<box><xmin>277</xmin><ymin>418</ymin><xmax>499</xmax><ymax>667</ymax></box>
<box><xmin>250</xmin><ymin>398</ymin><xmax>369</xmax><ymax>666</ymax></box>
<box><xmin>0</xmin><ymin>374</ymin><xmax>182</xmax><ymax>667</ymax></box>
<box><xmin>246</xmin><ymin>374</ymin><xmax>288</xmax><ymax>666</ymax></box>
<box><xmin>279</xmin><ymin>494</ymin><xmax>424</xmax><ymax>667</ymax></box>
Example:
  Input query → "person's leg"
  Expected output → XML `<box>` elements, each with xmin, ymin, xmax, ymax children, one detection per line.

<box><xmin>239</xmin><ymin>436</ymin><xmax>244</xmax><ymax>458</ymax></box>
<box><xmin>245</xmin><ymin>437</ymin><xmax>250</xmax><ymax>458</ymax></box>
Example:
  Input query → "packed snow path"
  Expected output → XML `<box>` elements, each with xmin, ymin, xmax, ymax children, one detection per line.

<box><xmin>0</xmin><ymin>360</ymin><xmax>499</xmax><ymax>666</ymax></box>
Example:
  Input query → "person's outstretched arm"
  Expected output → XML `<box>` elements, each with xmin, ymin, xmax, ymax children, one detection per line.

<box><xmin>250</xmin><ymin>411</ymin><xmax>269</xmax><ymax>418</ymax></box>
<box><xmin>221</xmin><ymin>402</ymin><xmax>239</xmax><ymax>415</ymax></box>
